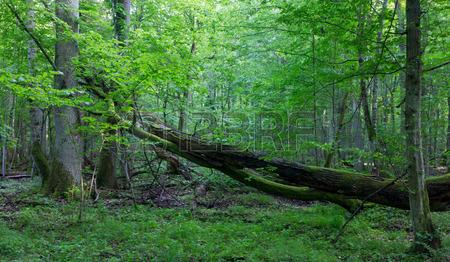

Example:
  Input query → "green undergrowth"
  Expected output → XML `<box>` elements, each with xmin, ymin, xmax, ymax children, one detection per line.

<box><xmin>0</xmin><ymin>180</ymin><xmax>449</xmax><ymax>261</ymax></box>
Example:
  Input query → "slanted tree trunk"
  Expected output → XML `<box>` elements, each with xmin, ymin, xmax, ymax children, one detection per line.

<box><xmin>85</xmin><ymin>83</ymin><xmax>450</xmax><ymax>212</ymax></box>
<box><xmin>47</xmin><ymin>0</ymin><xmax>82</xmax><ymax>194</ymax></box>
<box><xmin>404</xmin><ymin>0</ymin><xmax>440</xmax><ymax>251</ymax></box>
<box><xmin>124</xmin><ymin>112</ymin><xmax>450</xmax><ymax>212</ymax></box>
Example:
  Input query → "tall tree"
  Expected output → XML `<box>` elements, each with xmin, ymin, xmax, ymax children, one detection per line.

<box><xmin>97</xmin><ymin>0</ymin><xmax>131</xmax><ymax>188</ymax></box>
<box><xmin>447</xmin><ymin>97</ymin><xmax>450</xmax><ymax>159</ymax></box>
<box><xmin>371</xmin><ymin>0</ymin><xmax>389</xmax><ymax>137</ymax></box>
<box><xmin>357</xmin><ymin>4</ymin><xmax>379</xmax><ymax>175</ymax></box>
<box><xmin>47</xmin><ymin>0</ymin><xmax>82</xmax><ymax>193</ymax></box>
<box><xmin>113</xmin><ymin>0</ymin><xmax>131</xmax><ymax>43</ymax></box>
<box><xmin>27</xmin><ymin>0</ymin><xmax>46</xmax><ymax>176</ymax></box>
<box><xmin>404</xmin><ymin>0</ymin><xmax>440</xmax><ymax>252</ymax></box>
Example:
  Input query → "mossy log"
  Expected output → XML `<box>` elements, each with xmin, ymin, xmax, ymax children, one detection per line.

<box><xmin>84</xmin><ymin>86</ymin><xmax>449</xmax><ymax>211</ymax></box>
<box><xmin>130</xmin><ymin>125</ymin><xmax>360</xmax><ymax>211</ymax></box>
<box><xmin>128</xmin><ymin>116</ymin><xmax>450</xmax><ymax>212</ymax></box>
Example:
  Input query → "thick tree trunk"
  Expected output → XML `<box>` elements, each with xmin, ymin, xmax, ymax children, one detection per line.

<box><xmin>126</xmin><ymin>113</ymin><xmax>450</xmax><ymax>212</ymax></box>
<box><xmin>312</xmin><ymin>34</ymin><xmax>320</xmax><ymax>165</ymax></box>
<box><xmin>48</xmin><ymin>0</ymin><xmax>82</xmax><ymax>194</ymax></box>
<box><xmin>397</xmin><ymin>2</ymin><xmax>406</xmax><ymax>136</ymax></box>
<box><xmin>85</xmin><ymin>83</ymin><xmax>450</xmax><ymax>212</ymax></box>
<box><xmin>96</xmin><ymin>139</ymin><xmax>118</xmax><ymax>188</ymax></box>
<box><xmin>178</xmin><ymin>91</ymin><xmax>188</xmax><ymax>132</ymax></box>
<box><xmin>404</xmin><ymin>0</ymin><xmax>440</xmax><ymax>251</ymax></box>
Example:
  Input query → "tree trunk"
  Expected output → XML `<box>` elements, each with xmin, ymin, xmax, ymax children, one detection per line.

<box><xmin>446</xmin><ymin>97</ymin><xmax>450</xmax><ymax>158</ymax></box>
<box><xmin>27</xmin><ymin>0</ymin><xmax>46</xmax><ymax>177</ymax></box>
<box><xmin>357</xmin><ymin>6</ymin><xmax>379</xmax><ymax>175</ymax></box>
<box><xmin>125</xmin><ymin>112</ymin><xmax>450</xmax><ymax>212</ymax></box>
<box><xmin>352</xmin><ymin>97</ymin><xmax>364</xmax><ymax>170</ymax></box>
<box><xmin>179</xmin><ymin>33</ymin><xmax>197</xmax><ymax>132</ymax></box>
<box><xmin>97</xmin><ymin>0</ymin><xmax>131</xmax><ymax>188</ymax></box>
<box><xmin>325</xmin><ymin>92</ymin><xmax>349</xmax><ymax>167</ymax></box>
<box><xmin>84</xmin><ymin>84</ymin><xmax>450</xmax><ymax>212</ymax></box>
<box><xmin>371</xmin><ymin>0</ymin><xmax>389</xmax><ymax>139</ymax></box>
<box><xmin>113</xmin><ymin>0</ymin><xmax>131</xmax><ymax>43</ymax></box>
<box><xmin>47</xmin><ymin>0</ymin><xmax>82</xmax><ymax>194</ymax></box>
<box><xmin>404</xmin><ymin>0</ymin><xmax>440</xmax><ymax>251</ymax></box>
<box><xmin>312</xmin><ymin>34</ymin><xmax>320</xmax><ymax>165</ymax></box>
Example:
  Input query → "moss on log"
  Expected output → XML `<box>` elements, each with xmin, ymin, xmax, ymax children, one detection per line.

<box><xmin>128</xmin><ymin>119</ymin><xmax>450</xmax><ymax>212</ymax></box>
<box><xmin>130</xmin><ymin>126</ymin><xmax>360</xmax><ymax>211</ymax></box>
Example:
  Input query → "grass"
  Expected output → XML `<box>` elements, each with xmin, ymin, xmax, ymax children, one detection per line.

<box><xmin>0</xmin><ymin>179</ymin><xmax>449</xmax><ymax>261</ymax></box>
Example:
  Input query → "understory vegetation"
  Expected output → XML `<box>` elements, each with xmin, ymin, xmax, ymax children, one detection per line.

<box><xmin>1</xmin><ymin>179</ymin><xmax>449</xmax><ymax>261</ymax></box>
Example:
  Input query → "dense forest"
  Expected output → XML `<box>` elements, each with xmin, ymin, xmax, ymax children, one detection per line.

<box><xmin>0</xmin><ymin>0</ymin><xmax>449</xmax><ymax>260</ymax></box>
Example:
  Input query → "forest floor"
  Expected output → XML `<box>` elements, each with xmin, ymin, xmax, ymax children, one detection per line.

<box><xmin>0</xmin><ymin>178</ymin><xmax>449</xmax><ymax>261</ymax></box>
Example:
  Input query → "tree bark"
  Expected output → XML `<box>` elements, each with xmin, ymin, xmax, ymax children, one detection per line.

<box><xmin>113</xmin><ymin>0</ymin><xmax>131</xmax><ymax>43</ymax></box>
<box><xmin>126</xmin><ymin>113</ymin><xmax>450</xmax><ymax>212</ymax></box>
<box><xmin>446</xmin><ymin>97</ymin><xmax>450</xmax><ymax>158</ymax></box>
<box><xmin>84</xmin><ymin>82</ymin><xmax>450</xmax><ymax>212</ymax></box>
<box><xmin>325</xmin><ymin>92</ymin><xmax>349</xmax><ymax>167</ymax></box>
<box><xmin>352</xmin><ymin>97</ymin><xmax>364</xmax><ymax>170</ymax></box>
<box><xmin>357</xmin><ymin>6</ymin><xmax>379</xmax><ymax>175</ymax></box>
<box><xmin>27</xmin><ymin>0</ymin><xmax>46</xmax><ymax>177</ymax></box>
<box><xmin>371</xmin><ymin>0</ymin><xmax>389</xmax><ymax>138</ymax></box>
<box><xmin>404</xmin><ymin>0</ymin><xmax>440</xmax><ymax>251</ymax></box>
<box><xmin>48</xmin><ymin>0</ymin><xmax>82</xmax><ymax>194</ymax></box>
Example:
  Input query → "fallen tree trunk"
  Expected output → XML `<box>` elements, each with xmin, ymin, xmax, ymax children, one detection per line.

<box><xmin>129</xmin><ymin>115</ymin><xmax>449</xmax><ymax>212</ymax></box>
<box><xmin>1</xmin><ymin>174</ymin><xmax>31</xmax><ymax>179</ymax></box>
<box><xmin>130</xmin><ymin>126</ymin><xmax>360</xmax><ymax>211</ymax></box>
<box><xmin>83</xmin><ymin>85</ymin><xmax>449</xmax><ymax>211</ymax></box>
